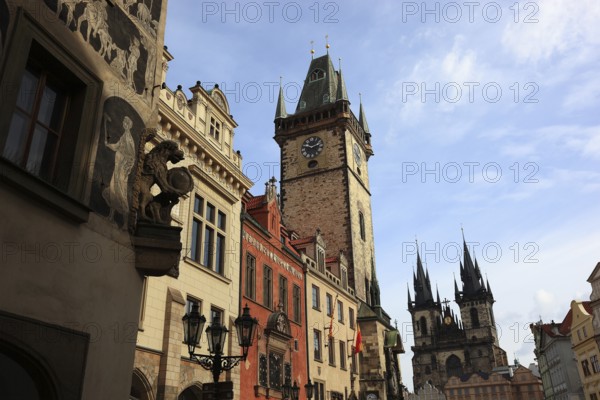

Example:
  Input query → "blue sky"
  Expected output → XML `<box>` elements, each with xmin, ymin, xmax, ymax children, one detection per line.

<box><xmin>164</xmin><ymin>0</ymin><xmax>600</xmax><ymax>390</ymax></box>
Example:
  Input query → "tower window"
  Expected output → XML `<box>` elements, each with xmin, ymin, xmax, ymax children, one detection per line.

<box><xmin>209</xmin><ymin>117</ymin><xmax>221</xmax><ymax>141</ymax></box>
<box><xmin>359</xmin><ymin>212</ymin><xmax>366</xmax><ymax>241</ymax></box>
<box><xmin>446</xmin><ymin>355</ymin><xmax>463</xmax><ymax>378</ymax></box>
<box><xmin>309</xmin><ymin>69</ymin><xmax>325</xmax><ymax>82</ymax></box>
<box><xmin>420</xmin><ymin>316</ymin><xmax>428</xmax><ymax>335</ymax></box>
<box><xmin>470</xmin><ymin>307</ymin><xmax>480</xmax><ymax>328</ymax></box>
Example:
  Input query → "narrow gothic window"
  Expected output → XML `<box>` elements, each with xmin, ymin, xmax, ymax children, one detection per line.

<box><xmin>446</xmin><ymin>355</ymin><xmax>463</xmax><ymax>378</ymax></box>
<box><xmin>470</xmin><ymin>308</ymin><xmax>480</xmax><ymax>328</ymax></box>
<box><xmin>359</xmin><ymin>212</ymin><xmax>366</xmax><ymax>241</ymax></box>
<box><xmin>420</xmin><ymin>316</ymin><xmax>428</xmax><ymax>335</ymax></box>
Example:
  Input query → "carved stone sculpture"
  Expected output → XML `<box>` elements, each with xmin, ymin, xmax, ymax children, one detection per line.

<box><xmin>138</xmin><ymin>140</ymin><xmax>193</xmax><ymax>224</ymax></box>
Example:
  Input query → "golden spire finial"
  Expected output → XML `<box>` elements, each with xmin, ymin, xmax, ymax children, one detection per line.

<box><xmin>338</xmin><ymin>57</ymin><xmax>342</xmax><ymax>70</ymax></box>
<box><xmin>325</xmin><ymin>34</ymin><xmax>330</xmax><ymax>53</ymax></box>
<box><xmin>279</xmin><ymin>76</ymin><xmax>283</xmax><ymax>86</ymax></box>
<box><xmin>310</xmin><ymin>40</ymin><xmax>315</xmax><ymax>58</ymax></box>
<box><xmin>359</xmin><ymin>92</ymin><xmax>363</xmax><ymax>104</ymax></box>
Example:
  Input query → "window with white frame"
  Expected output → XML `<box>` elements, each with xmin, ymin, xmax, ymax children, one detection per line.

<box><xmin>190</xmin><ymin>195</ymin><xmax>227</xmax><ymax>275</ymax></box>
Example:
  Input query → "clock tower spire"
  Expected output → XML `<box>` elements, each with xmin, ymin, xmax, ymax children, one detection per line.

<box><xmin>274</xmin><ymin>52</ymin><xmax>399</xmax><ymax>399</ymax></box>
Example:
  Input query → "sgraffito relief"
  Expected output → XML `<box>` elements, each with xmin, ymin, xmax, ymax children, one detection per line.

<box><xmin>44</xmin><ymin>0</ymin><xmax>151</xmax><ymax>95</ymax></box>
<box><xmin>117</xmin><ymin>0</ymin><xmax>162</xmax><ymax>38</ymax></box>
<box><xmin>0</xmin><ymin>0</ymin><xmax>9</xmax><ymax>59</ymax></box>
<box><xmin>91</xmin><ymin>97</ymin><xmax>144</xmax><ymax>229</ymax></box>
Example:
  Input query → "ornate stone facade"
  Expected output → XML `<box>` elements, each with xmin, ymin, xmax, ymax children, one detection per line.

<box><xmin>131</xmin><ymin>47</ymin><xmax>253</xmax><ymax>399</ymax></box>
<box><xmin>409</xmin><ymin>241</ymin><xmax>508</xmax><ymax>390</ymax></box>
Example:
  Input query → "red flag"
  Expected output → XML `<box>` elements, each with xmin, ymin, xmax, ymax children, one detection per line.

<box><xmin>354</xmin><ymin>324</ymin><xmax>362</xmax><ymax>354</ymax></box>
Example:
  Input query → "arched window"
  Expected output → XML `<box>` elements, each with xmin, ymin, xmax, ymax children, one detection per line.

<box><xmin>130</xmin><ymin>370</ymin><xmax>153</xmax><ymax>400</ymax></box>
<box><xmin>420</xmin><ymin>316</ymin><xmax>428</xmax><ymax>335</ymax></box>
<box><xmin>178</xmin><ymin>385</ymin><xmax>202</xmax><ymax>400</ymax></box>
<box><xmin>359</xmin><ymin>212</ymin><xmax>366</xmax><ymax>241</ymax></box>
<box><xmin>470</xmin><ymin>307</ymin><xmax>480</xmax><ymax>328</ymax></box>
<box><xmin>446</xmin><ymin>355</ymin><xmax>463</xmax><ymax>378</ymax></box>
<box><xmin>309</xmin><ymin>69</ymin><xmax>325</xmax><ymax>82</ymax></box>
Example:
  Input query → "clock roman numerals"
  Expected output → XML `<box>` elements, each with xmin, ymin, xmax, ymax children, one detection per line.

<box><xmin>301</xmin><ymin>136</ymin><xmax>324</xmax><ymax>158</ymax></box>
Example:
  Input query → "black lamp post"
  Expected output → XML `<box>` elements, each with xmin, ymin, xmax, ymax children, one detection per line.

<box><xmin>182</xmin><ymin>303</ymin><xmax>258</xmax><ymax>384</ymax></box>
<box><xmin>304</xmin><ymin>379</ymin><xmax>314</xmax><ymax>400</ymax></box>
<box><xmin>283</xmin><ymin>380</ymin><xmax>300</xmax><ymax>400</ymax></box>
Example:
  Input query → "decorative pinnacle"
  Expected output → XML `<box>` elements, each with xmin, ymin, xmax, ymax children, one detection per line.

<box><xmin>310</xmin><ymin>40</ymin><xmax>315</xmax><ymax>58</ymax></box>
<box><xmin>325</xmin><ymin>34</ymin><xmax>330</xmax><ymax>53</ymax></box>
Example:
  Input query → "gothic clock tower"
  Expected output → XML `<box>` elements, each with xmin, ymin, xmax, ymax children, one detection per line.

<box><xmin>274</xmin><ymin>52</ymin><xmax>402</xmax><ymax>399</ymax></box>
<box><xmin>274</xmin><ymin>52</ymin><xmax>375</xmax><ymax>303</ymax></box>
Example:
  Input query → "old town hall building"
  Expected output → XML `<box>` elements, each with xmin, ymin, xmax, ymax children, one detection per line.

<box><xmin>408</xmin><ymin>241</ymin><xmax>508</xmax><ymax>390</ymax></box>
<box><xmin>274</xmin><ymin>52</ymin><xmax>404</xmax><ymax>399</ymax></box>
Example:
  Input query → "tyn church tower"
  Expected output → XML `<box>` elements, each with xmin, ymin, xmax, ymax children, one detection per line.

<box><xmin>274</xmin><ymin>52</ymin><xmax>403</xmax><ymax>399</ymax></box>
<box><xmin>408</xmin><ymin>239</ymin><xmax>508</xmax><ymax>390</ymax></box>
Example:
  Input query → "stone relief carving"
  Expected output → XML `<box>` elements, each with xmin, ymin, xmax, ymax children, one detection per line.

<box><xmin>102</xmin><ymin>115</ymin><xmax>136</xmax><ymax>227</ymax></box>
<box><xmin>138</xmin><ymin>140</ymin><xmax>193</xmax><ymax>224</ymax></box>
<box><xmin>45</xmin><ymin>0</ymin><xmax>150</xmax><ymax>95</ymax></box>
<box><xmin>91</xmin><ymin>97</ymin><xmax>144</xmax><ymax>230</ymax></box>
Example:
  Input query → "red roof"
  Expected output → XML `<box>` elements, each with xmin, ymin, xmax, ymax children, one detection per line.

<box><xmin>539</xmin><ymin>301</ymin><xmax>592</xmax><ymax>337</ymax></box>
<box><xmin>246</xmin><ymin>195</ymin><xmax>265</xmax><ymax>211</ymax></box>
<box><xmin>290</xmin><ymin>237</ymin><xmax>314</xmax><ymax>247</ymax></box>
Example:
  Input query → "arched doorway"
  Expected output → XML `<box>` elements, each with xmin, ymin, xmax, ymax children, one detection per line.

<box><xmin>178</xmin><ymin>384</ymin><xmax>202</xmax><ymax>400</ymax></box>
<box><xmin>129</xmin><ymin>369</ymin><xmax>154</xmax><ymax>400</ymax></box>
<box><xmin>0</xmin><ymin>341</ymin><xmax>57</xmax><ymax>400</ymax></box>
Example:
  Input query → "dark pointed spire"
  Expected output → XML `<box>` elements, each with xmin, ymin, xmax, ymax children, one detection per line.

<box><xmin>460</xmin><ymin>235</ymin><xmax>484</xmax><ymax>298</ymax></box>
<box><xmin>436</xmin><ymin>284</ymin><xmax>441</xmax><ymax>305</ymax></box>
<box><xmin>486</xmin><ymin>277</ymin><xmax>494</xmax><ymax>298</ymax></box>
<box><xmin>358</xmin><ymin>93</ymin><xmax>370</xmax><ymax>134</ymax></box>
<box><xmin>336</xmin><ymin>58</ymin><xmax>348</xmax><ymax>102</ymax></box>
<box><xmin>454</xmin><ymin>274</ymin><xmax>461</xmax><ymax>301</ymax></box>
<box><xmin>296</xmin><ymin>53</ymin><xmax>338</xmax><ymax>113</ymax></box>
<box><xmin>407</xmin><ymin>283</ymin><xmax>413</xmax><ymax>309</ymax></box>
<box><xmin>275</xmin><ymin>77</ymin><xmax>287</xmax><ymax>119</ymax></box>
<box><xmin>413</xmin><ymin>250</ymin><xmax>434</xmax><ymax>307</ymax></box>
<box><xmin>370</xmin><ymin>257</ymin><xmax>381</xmax><ymax>306</ymax></box>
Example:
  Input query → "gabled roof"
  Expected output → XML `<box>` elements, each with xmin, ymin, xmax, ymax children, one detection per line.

<box><xmin>246</xmin><ymin>195</ymin><xmax>265</xmax><ymax>211</ymax></box>
<box><xmin>588</xmin><ymin>262</ymin><xmax>600</xmax><ymax>283</ymax></box>
<box><xmin>290</xmin><ymin>236</ymin><xmax>314</xmax><ymax>247</ymax></box>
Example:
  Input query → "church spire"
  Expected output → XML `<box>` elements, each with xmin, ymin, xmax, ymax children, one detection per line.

<box><xmin>460</xmin><ymin>235</ymin><xmax>484</xmax><ymax>298</ymax></box>
<box><xmin>370</xmin><ymin>257</ymin><xmax>381</xmax><ymax>306</ymax></box>
<box><xmin>358</xmin><ymin>93</ymin><xmax>370</xmax><ymax>134</ymax></box>
<box><xmin>407</xmin><ymin>283</ymin><xmax>413</xmax><ymax>309</ymax></box>
<box><xmin>413</xmin><ymin>250</ymin><xmax>434</xmax><ymax>307</ymax></box>
<box><xmin>336</xmin><ymin>58</ymin><xmax>349</xmax><ymax>102</ymax></box>
<box><xmin>275</xmin><ymin>78</ymin><xmax>287</xmax><ymax>119</ymax></box>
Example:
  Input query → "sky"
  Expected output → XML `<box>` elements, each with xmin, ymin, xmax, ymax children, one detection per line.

<box><xmin>163</xmin><ymin>0</ymin><xmax>600</xmax><ymax>391</ymax></box>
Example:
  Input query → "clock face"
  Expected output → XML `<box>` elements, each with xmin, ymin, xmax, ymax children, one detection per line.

<box><xmin>301</xmin><ymin>136</ymin><xmax>324</xmax><ymax>158</ymax></box>
<box><xmin>367</xmin><ymin>394</ymin><xmax>378</xmax><ymax>400</ymax></box>
<box><xmin>444</xmin><ymin>316</ymin><xmax>452</xmax><ymax>325</ymax></box>
<box><xmin>353</xmin><ymin>143</ymin><xmax>362</xmax><ymax>166</ymax></box>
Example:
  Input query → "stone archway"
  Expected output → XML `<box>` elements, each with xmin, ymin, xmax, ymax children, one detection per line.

<box><xmin>178</xmin><ymin>384</ymin><xmax>203</xmax><ymax>400</ymax></box>
<box><xmin>0</xmin><ymin>340</ymin><xmax>58</xmax><ymax>400</ymax></box>
<box><xmin>129</xmin><ymin>369</ymin><xmax>154</xmax><ymax>400</ymax></box>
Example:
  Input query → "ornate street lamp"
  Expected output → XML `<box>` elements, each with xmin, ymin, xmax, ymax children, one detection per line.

<box><xmin>283</xmin><ymin>380</ymin><xmax>300</xmax><ymax>400</ymax></box>
<box><xmin>291</xmin><ymin>381</ymin><xmax>300</xmax><ymax>400</ymax></box>
<box><xmin>305</xmin><ymin>379</ymin><xmax>314</xmax><ymax>399</ymax></box>
<box><xmin>182</xmin><ymin>303</ymin><xmax>258</xmax><ymax>384</ymax></box>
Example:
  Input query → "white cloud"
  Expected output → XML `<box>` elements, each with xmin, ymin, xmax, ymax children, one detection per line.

<box><xmin>501</xmin><ymin>0</ymin><xmax>600</xmax><ymax>65</ymax></box>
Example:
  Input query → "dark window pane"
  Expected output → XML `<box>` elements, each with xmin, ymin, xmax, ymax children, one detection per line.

<box><xmin>4</xmin><ymin>111</ymin><xmax>30</xmax><ymax>163</ymax></box>
<box><xmin>25</xmin><ymin>125</ymin><xmax>54</xmax><ymax>176</ymax></box>
<box><xmin>215</xmin><ymin>234</ymin><xmax>225</xmax><ymax>274</ymax></box>
<box><xmin>217</xmin><ymin>211</ymin><xmax>226</xmax><ymax>230</ymax></box>
<box><xmin>191</xmin><ymin>219</ymin><xmax>201</xmax><ymax>262</ymax></box>
<box><xmin>206</xmin><ymin>203</ymin><xmax>215</xmax><ymax>222</ymax></box>
<box><xmin>194</xmin><ymin>195</ymin><xmax>203</xmax><ymax>215</ymax></box>
<box><xmin>16</xmin><ymin>69</ymin><xmax>39</xmax><ymax>113</ymax></box>
<box><xmin>203</xmin><ymin>226</ymin><xmax>214</xmax><ymax>267</ymax></box>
